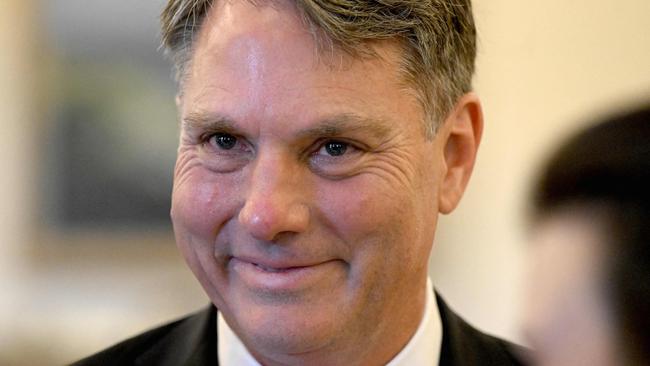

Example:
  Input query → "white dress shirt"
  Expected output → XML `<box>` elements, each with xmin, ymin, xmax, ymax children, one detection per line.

<box><xmin>217</xmin><ymin>278</ymin><xmax>442</xmax><ymax>365</ymax></box>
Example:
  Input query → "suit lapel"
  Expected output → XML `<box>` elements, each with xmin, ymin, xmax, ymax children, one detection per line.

<box><xmin>134</xmin><ymin>305</ymin><xmax>219</xmax><ymax>366</ymax></box>
<box><xmin>436</xmin><ymin>292</ymin><xmax>526</xmax><ymax>366</ymax></box>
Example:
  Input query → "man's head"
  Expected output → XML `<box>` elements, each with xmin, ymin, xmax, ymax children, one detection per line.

<box><xmin>163</xmin><ymin>1</ymin><xmax>482</xmax><ymax>364</ymax></box>
<box><xmin>524</xmin><ymin>105</ymin><xmax>650</xmax><ymax>366</ymax></box>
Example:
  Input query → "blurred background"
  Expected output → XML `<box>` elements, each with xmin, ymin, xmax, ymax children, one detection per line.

<box><xmin>0</xmin><ymin>0</ymin><xmax>648</xmax><ymax>364</ymax></box>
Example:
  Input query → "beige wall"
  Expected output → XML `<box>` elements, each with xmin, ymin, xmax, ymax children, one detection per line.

<box><xmin>1</xmin><ymin>0</ymin><xmax>649</xmax><ymax>363</ymax></box>
<box><xmin>431</xmin><ymin>0</ymin><xmax>650</xmax><ymax>341</ymax></box>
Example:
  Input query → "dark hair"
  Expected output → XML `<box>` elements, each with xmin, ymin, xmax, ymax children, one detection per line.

<box><xmin>531</xmin><ymin>104</ymin><xmax>650</xmax><ymax>364</ymax></box>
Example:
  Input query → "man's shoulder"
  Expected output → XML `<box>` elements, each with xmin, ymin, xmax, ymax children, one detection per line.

<box><xmin>436</xmin><ymin>293</ymin><xmax>529</xmax><ymax>366</ymax></box>
<box><xmin>71</xmin><ymin>305</ymin><xmax>217</xmax><ymax>366</ymax></box>
<box><xmin>72</xmin><ymin>295</ymin><xmax>529</xmax><ymax>366</ymax></box>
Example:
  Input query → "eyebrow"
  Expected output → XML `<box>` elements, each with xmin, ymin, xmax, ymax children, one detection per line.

<box><xmin>182</xmin><ymin>112</ymin><xmax>239</xmax><ymax>134</ymax></box>
<box><xmin>182</xmin><ymin>111</ymin><xmax>393</xmax><ymax>140</ymax></box>
<box><xmin>296</xmin><ymin>113</ymin><xmax>393</xmax><ymax>141</ymax></box>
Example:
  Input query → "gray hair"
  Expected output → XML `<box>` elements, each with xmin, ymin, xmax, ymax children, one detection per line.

<box><xmin>161</xmin><ymin>0</ymin><xmax>477</xmax><ymax>137</ymax></box>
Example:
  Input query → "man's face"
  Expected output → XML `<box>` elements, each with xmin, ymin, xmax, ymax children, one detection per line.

<box><xmin>171</xmin><ymin>0</ymin><xmax>455</xmax><ymax>361</ymax></box>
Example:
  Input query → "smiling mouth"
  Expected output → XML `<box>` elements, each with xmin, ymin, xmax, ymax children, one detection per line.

<box><xmin>252</xmin><ymin>263</ymin><xmax>305</xmax><ymax>273</ymax></box>
<box><xmin>231</xmin><ymin>255</ymin><xmax>325</xmax><ymax>272</ymax></box>
<box><xmin>230</xmin><ymin>257</ymin><xmax>338</xmax><ymax>291</ymax></box>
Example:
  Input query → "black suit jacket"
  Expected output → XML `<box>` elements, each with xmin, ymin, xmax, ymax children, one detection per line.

<box><xmin>72</xmin><ymin>293</ymin><xmax>527</xmax><ymax>366</ymax></box>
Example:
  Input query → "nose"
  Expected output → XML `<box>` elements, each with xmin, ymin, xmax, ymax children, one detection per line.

<box><xmin>238</xmin><ymin>153</ymin><xmax>310</xmax><ymax>241</ymax></box>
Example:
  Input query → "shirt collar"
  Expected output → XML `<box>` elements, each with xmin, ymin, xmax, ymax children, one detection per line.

<box><xmin>386</xmin><ymin>277</ymin><xmax>442</xmax><ymax>366</ymax></box>
<box><xmin>217</xmin><ymin>277</ymin><xmax>442</xmax><ymax>366</ymax></box>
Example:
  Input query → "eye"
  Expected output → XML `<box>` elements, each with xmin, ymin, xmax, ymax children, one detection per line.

<box><xmin>320</xmin><ymin>140</ymin><xmax>349</xmax><ymax>157</ymax></box>
<box><xmin>200</xmin><ymin>132</ymin><xmax>252</xmax><ymax>173</ymax></box>
<box><xmin>310</xmin><ymin>139</ymin><xmax>364</xmax><ymax>178</ymax></box>
<box><xmin>210</xmin><ymin>133</ymin><xmax>237</xmax><ymax>150</ymax></box>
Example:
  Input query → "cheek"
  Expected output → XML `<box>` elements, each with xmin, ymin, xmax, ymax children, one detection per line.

<box><xmin>317</xmin><ymin>176</ymin><xmax>422</xmax><ymax>266</ymax></box>
<box><xmin>171</xmin><ymin>166</ymin><xmax>240</xmax><ymax>242</ymax></box>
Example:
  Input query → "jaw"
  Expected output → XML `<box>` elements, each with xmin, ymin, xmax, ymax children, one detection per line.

<box><xmin>219</xmin><ymin>259</ymin><xmax>429</xmax><ymax>366</ymax></box>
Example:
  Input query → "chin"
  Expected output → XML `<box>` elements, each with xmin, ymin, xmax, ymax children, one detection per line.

<box><xmin>231</xmin><ymin>298</ymin><xmax>346</xmax><ymax>355</ymax></box>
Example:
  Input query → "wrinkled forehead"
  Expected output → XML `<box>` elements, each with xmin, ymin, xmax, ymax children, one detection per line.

<box><xmin>188</xmin><ymin>0</ymin><xmax>402</xmax><ymax>83</ymax></box>
<box><xmin>185</xmin><ymin>1</ymin><xmax>408</xmax><ymax>104</ymax></box>
<box><xmin>193</xmin><ymin>1</ymin><xmax>313</xmax><ymax>77</ymax></box>
<box><xmin>179</xmin><ymin>0</ymin><xmax>426</xmax><ymax>138</ymax></box>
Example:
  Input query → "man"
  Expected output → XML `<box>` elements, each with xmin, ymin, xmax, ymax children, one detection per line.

<box><xmin>75</xmin><ymin>1</ymin><xmax>526</xmax><ymax>365</ymax></box>
<box><xmin>523</xmin><ymin>104</ymin><xmax>650</xmax><ymax>366</ymax></box>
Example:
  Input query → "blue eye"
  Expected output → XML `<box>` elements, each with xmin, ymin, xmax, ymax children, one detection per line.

<box><xmin>323</xmin><ymin>141</ymin><xmax>348</xmax><ymax>156</ymax></box>
<box><xmin>211</xmin><ymin>133</ymin><xmax>237</xmax><ymax>150</ymax></box>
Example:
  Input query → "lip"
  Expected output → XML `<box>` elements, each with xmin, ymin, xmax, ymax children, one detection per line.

<box><xmin>230</xmin><ymin>256</ymin><xmax>337</xmax><ymax>292</ymax></box>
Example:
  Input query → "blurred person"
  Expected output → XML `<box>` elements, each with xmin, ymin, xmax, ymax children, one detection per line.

<box><xmin>523</xmin><ymin>104</ymin><xmax>650</xmax><ymax>366</ymax></box>
<box><xmin>74</xmin><ymin>1</ymin><xmax>527</xmax><ymax>365</ymax></box>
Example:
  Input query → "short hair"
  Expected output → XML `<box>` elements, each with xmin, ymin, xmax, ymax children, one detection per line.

<box><xmin>531</xmin><ymin>104</ymin><xmax>650</xmax><ymax>364</ymax></box>
<box><xmin>160</xmin><ymin>0</ymin><xmax>477</xmax><ymax>137</ymax></box>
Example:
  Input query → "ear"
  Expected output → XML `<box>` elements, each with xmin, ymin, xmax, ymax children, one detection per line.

<box><xmin>438</xmin><ymin>92</ymin><xmax>483</xmax><ymax>214</ymax></box>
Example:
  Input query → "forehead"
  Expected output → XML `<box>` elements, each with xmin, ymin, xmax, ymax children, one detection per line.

<box><xmin>181</xmin><ymin>0</ymin><xmax>423</xmax><ymax>134</ymax></box>
<box><xmin>194</xmin><ymin>1</ymin><xmax>312</xmax><ymax>71</ymax></box>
